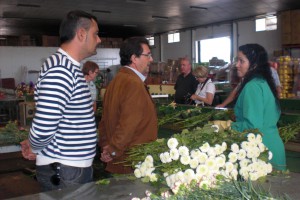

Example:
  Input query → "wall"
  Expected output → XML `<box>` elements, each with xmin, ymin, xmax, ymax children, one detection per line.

<box><xmin>0</xmin><ymin>47</ymin><xmax>120</xmax><ymax>84</ymax></box>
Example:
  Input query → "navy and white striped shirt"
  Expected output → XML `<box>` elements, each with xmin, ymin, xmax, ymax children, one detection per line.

<box><xmin>29</xmin><ymin>48</ymin><xmax>97</xmax><ymax>167</ymax></box>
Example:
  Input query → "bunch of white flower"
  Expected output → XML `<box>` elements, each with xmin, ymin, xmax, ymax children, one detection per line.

<box><xmin>134</xmin><ymin>155</ymin><xmax>157</xmax><ymax>182</ymax></box>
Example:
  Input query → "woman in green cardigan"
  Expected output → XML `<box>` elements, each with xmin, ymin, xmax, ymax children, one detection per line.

<box><xmin>231</xmin><ymin>44</ymin><xmax>286</xmax><ymax>171</ymax></box>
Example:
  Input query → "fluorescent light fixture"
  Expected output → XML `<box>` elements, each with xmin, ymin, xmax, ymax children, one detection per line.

<box><xmin>190</xmin><ymin>6</ymin><xmax>207</xmax><ymax>10</ymax></box>
<box><xmin>17</xmin><ymin>3</ymin><xmax>41</xmax><ymax>8</ymax></box>
<box><xmin>123</xmin><ymin>24</ymin><xmax>137</xmax><ymax>27</ymax></box>
<box><xmin>92</xmin><ymin>10</ymin><xmax>111</xmax><ymax>14</ymax></box>
<box><xmin>126</xmin><ymin>0</ymin><xmax>147</xmax><ymax>4</ymax></box>
<box><xmin>152</xmin><ymin>15</ymin><xmax>169</xmax><ymax>20</ymax></box>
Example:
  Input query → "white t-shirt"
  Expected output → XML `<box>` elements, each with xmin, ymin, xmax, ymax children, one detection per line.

<box><xmin>194</xmin><ymin>78</ymin><xmax>216</xmax><ymax>105</ymax></box>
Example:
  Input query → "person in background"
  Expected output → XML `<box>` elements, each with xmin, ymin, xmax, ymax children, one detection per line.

<box><xmin>190</xmin><ymin>66</ymin><xmax>216</xmax><ymax>106</ymax></box>
<box><xmin>82</xmin><ymin>61</ymin><xmax>100</xmax><ymax>112</ymax></box>
<box><xmin>20</xmin><ymin>10</ymin><xmax>101</xmax><ymax>191</ymax></box>
<box><xmin>174</xmin><ymin>57</ymin><xmax>198</xmax><ymax>104</ymax></box>
<box><xmin>231</xmin><ymin>43</ymin><xmax>286</xmax><ymax>171</ymax></box>
<box><xmin>98</xmin><ymin>37</ymin><xmax>158</xmax><ymax>174</ymax></box>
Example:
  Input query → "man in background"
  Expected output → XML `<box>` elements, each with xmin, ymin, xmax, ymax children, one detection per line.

<box><xmin>20</xmin><ymin>10</ymin><xmax>101</xmax><ymax>191</ymax></box>
<box><xmin>174</xmin><ymin>57</ymin><xmax>198</xmax><ymax>104</ymax></box>
<box><xmin>99</xmin><ymin>37</ymin><xmax>158</xmax><ymax>174</ymax></box>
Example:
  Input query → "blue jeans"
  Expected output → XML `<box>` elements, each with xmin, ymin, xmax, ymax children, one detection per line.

<box><xmin>36</xmin><ymin>163</ymin><xmax>93</xmax><ymax>192</ymax></box>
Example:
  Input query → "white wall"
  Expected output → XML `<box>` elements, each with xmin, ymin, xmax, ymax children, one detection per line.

<box><xmin>0</xmin><ymin>47</ymin><xmax>120</xmax><ymax>84</ymax></box>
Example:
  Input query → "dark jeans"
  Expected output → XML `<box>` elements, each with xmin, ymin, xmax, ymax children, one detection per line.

<box><xmin>36</xmin><ymin>163</ymin><xmax>93</xmax><ymax>192</ymax></box>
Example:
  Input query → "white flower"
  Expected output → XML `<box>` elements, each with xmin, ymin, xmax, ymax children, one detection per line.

<box><xmin>258</xmin><ymin>143</ymin><xmax>265</xmax><ymax>152</ymax></box>
<box><xmin>199</xmin><ymin>180</ymin><xmax>211</xmax><ymax>189</ymax></box>
<box><xmin>197</xmin><ymin>152</ymin><xmax>208</xmax><ymax>164</ymax></box>
<box><xmin>230</xmin><ymin>169</ymin><xmax>238</xmax><ymax>180</ymax></box>
<box><xmin>239</xmin><ymin>167</ymin><xmax>249</xmax><ymax>180</ymax></box>
<box><xmin>145</xmin><ymin>167</ymin><xmax>155</xmax><ymax>176</ymax></box>
<box><xmin>238</xmin><ymin>149</ymin><xmax>247</xmax><ymax>160</ymax></box>
<box><xmin>134</xmin><ymin>168</ymin><xmax>142</xmax><ymax>178</ymax></box>
<box><xmin>178</xmin><ymin>146</ymin><xmax>189</xmax><ymax>156</ymax></box>
<box><xmin>149</xmin><ymin>173</ymin><xmax>158</xmax><ymax>182</ymax></box>
<box><xmin>145</xmin><ymin>190</ymin><xmax>152</xmax><ymax>197</ymax></box>
<box><xmin>214</xmin><ymin>144</ymin><xmax>224</xmax><ymax>155</ymax></box>
<box><xmin>246</xmin><ymin>149</ymin><xmax>255</xmax><ymax>159</ymax></box>
<box><xmin>190</xmin><ymin>149</ymin><xmax>201</xmax><ymax>159</ymax></box>
<box><xmin>215</xmin><ymin>156</ymin><xmax>226</xmax><ymax>168</ymax></box>
<box><xmin>268</xmin><ymin>151</ymin><xmax>273</xmax><ymax>160</ymax></box>
<box><xmin>249</xmin><ymin>172</ymin><xmax>259</xmax><ymax>181</ymax></box>
<box><xmin>189</xmin><ymin>158</ymin><xmax>199</xmax><ymax>169</ymax></box>
<box><xmin>200</xmin><ymin>142</ymin><xmax>210</xmax><ymax>153</ymax></box>
<box><xmin>170</xmin><ymin>148</ymin><xmax>180</xmax><ymax>161</ymax></box>
<box><xmin>253</xmin><ymin>147</ymin><xmax>261</xmax><ymax>158</ymax></box>
<box><xmin>163</xmin><ymin>172</ymin><xmax>169</xmax><ymax>177</ymax></box>
<box><xmin>241</xmin><ymin>141</ymin><xmax>249</xmax><ymax>151</ymax></box>
<box><xmin>163</xmin><ymin>152</ymin><xmax>172</xmax><ymax>163</ymax></box>
<box><xmin>225</xmin><ymin>162</ymin><xmax>234</xmax><ymax>172</ymax></box>
<box><xmin>231</xmin><ymin>143</ymin><xmax>240</xmax><ymax>153</ymax></box>
<box><xmin>228</xmin><ymin>152</ymin><xmax>238</xmax><ymax>163</ymax></box>
<box><xmin>161</xmin><ymin>191</ymin><xmax>171</xmax><ymax>198</ymax></box>
<box><xmin>145</xmin><ymin>155</ymin><xmax>154</xmax><ymax>163</ymax></box>
<box><xmin>239</xmin><ymin>158</ymin><xmax>250</xmax><ymax>168</ymax></box>
<box><xmin>255</xmin><ymin>134</ymin><xmax>263</xmax><ymax>144</ymax></box>
<box><xmin>207</xmin><ymin>147</ymin><xmax>216</xmax><ymax>158</ymax></box>
<box><xmin>131</xmin><ymin>198</ymin><xmax>140</xmax><ymax>200</ymax></box>
<box><xmin>221</xmin><ymin>142</ymin><xmax>227</xmax><ymax>151</ymax></box>
<box><xmin>211</xmin><ymin>124</ymin><xmax>219</xmax><ymax>133</ymax></box>
<box><xmin>266</xmin><ymin>163</ymin><xmax>273</xmax><ymax>173</ymax></box>
<box><xmin>184</xmin><ymin>169</ymin><xmax>196</xmax><ymax>183</ymax></box>
<box><xmin>159</xmin><ymin>153</ymin><xmax>166</xmax><ymax>163</ymax></box>
<box><xmin>247</xmin><ymin>133</ymin><xmax>256</xmax><ymax>142</ymax></box>
<box><xmin>180</xmin><ymin>155</ymin><xmax>191</xmax><ymax>165</ymax></box>
<box><xmin>196</xmin><ymin>164</ymin><xmax>209</xmax><ymax>176</ymax></box>
<box><xmin>175</xmin><ymin>171</ymin><xmax>185</xmax><ymax>182</ymax></box>
<box><xmin>205</xmin><ymin>158</ymin><xmax>216</xmax><ymax>170</ymax></box>
<box><xmin>167</xmin><ymin>138</ymin><xmax>179</xmax><ymax>149</ymax></box>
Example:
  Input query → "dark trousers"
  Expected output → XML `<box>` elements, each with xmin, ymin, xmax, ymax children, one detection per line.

<box><xmin>36</xmin><ymin>163</ymin><xmax>93</xmax><ymax>192</ymax></box>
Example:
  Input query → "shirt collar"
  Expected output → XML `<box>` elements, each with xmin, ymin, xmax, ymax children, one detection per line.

<box><xmin>57</xmin><ymin>48</ymin><xmax>80</xmax><ymax>66</ymax></box>
<box><xmin>124</xmin><ymin>66</ymin><xmax>146</xmax><ymax>82</ymax></box>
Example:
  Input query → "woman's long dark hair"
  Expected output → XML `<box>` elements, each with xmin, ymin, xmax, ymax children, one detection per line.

<box><xmin>236</xmin><ymin>44</ymin><xmax>278</xmax><ymax>102</ymax></box>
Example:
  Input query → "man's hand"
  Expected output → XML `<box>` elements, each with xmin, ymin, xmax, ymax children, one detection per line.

<box><xmin>20</xmin><ymin>140</ymin><xmax>36</xmax><ymax>160</ymax></box>
<box><xmin>100</xmin><ymin>145</ymin><xmax>113</xmax><ymax>163</ymax></box>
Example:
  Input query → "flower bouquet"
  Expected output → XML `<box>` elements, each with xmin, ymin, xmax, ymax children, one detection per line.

<box><xmin>125</xmin><ymin>124</ymin><xmax>275</xmax><ymax>199</ymax></box>
<box><xmin>15</xmin><ymin>82</ymin><xmax>35</xmax><ymax>101</ymax></box>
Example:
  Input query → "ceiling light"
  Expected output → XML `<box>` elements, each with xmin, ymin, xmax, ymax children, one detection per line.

<box><xmin>152</xmin><ymin>15</ymin><xmax>169</xmax><ymax>20</ymax></box>
<box><xmin>17</xmin><ymin>3</ymin><xmax>41</xmax><ymax>8</ymax></box>
<box><xmin>126</xmin><ymin>0</ymin><xmax>147</xmax><ymax>4</ymax></box>
<box><xmin>92</xmin><ymin>10</ymin><xmax>111</xmax><ymax>14</ymax></box>
<box><xmin>190</xmin><ymin>6</ymin><xmax>207</xmax><ymax>11</ymax></box>
<box><xmin>123</xmin><ymin>24</ymin><xmax>137</xmax><ymax>27</ymax></box>
<box><xmin>0</xmin><ymin>37</ymin><xmax>7</xmax><ymax>40</ymax></box>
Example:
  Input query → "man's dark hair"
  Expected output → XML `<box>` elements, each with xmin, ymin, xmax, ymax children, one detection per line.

<box><xmin>59</xmin><ymin>10</ymin><xmax>98</xmax><ymax>44</ymax></box>
<box><xmin>119</xmin><ymin>37</ymin><xmax>150</xmax><ymax>66</ymax></box>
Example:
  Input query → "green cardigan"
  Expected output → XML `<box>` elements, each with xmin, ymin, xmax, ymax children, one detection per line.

<box><xmin>231</xmin><ymin>77</ymin><xmax>286</xmax><ymax>170</ymax></box>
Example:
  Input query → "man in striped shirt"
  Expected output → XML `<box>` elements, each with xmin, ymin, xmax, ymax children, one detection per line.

<box><xmin>20</xmin><ymin>10</ymin><xmax>101</xmax><ymax>191</ymax></box>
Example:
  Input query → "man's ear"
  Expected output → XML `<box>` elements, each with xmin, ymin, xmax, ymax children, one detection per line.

<box><xmin>77</xmin><ymin>28</ymin><xmax>87</xmax><ymax>42</ymax></box>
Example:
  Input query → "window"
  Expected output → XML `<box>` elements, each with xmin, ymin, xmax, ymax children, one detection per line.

<box><xmin>146</xmin><ymin>36</ymin><xmax>155</xmax><ymax>46</ymax></box>
<box><xmin>256</xmin><ymin>16</ymin><xmax>277</xmax><ymax>32</ymax></box>
<box><xmin>168</xmin><ymin>32</ymin><xmax>180</xmax><ymax>43</ymax></box>
<box><xmin>198</xmin><ymin>36</ymin><xmax>231</xmax><ymax>63</ymax></box>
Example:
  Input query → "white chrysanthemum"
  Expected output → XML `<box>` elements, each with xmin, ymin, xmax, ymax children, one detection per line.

<box><xmin>225</xmin><ymin>162</ymin><xmax>234</xmax><ymax>172</ymax></box>
<box><xmin>215</xmin><ymin>156</ymin><xmax>226</xmax><ymax>168</ymax></box>
<box><xmin>134</xmin><ymin>168</ymin><xmax>142</xmax><ymax>178</ymax></box>
<box><xmin>160</xmin><ymin>153</ymin><xmax>166</xmax><ymax>163</ymax></box>
<box><xmin>221</xmin><ymin>142</ymin><xmax>227</xmax><ymax>152</ymax></box>
<box><xmin>161</xmin><ymin>191</ymin><xmax>171</xmax><ymax>198</ymax></box>
<box><xmin>199</xmin><ymin>180</ymin><xmax>211</xmax><ymax>189</ymax></box>
<box><xmin>231</xmin><ymin>143</ymin><xmax>240</xmax><ymax>153</ymax></box>
<box><xmin>149</xmin><ymin>173</ymin><xmax>158</xmax><ymax>182</ymax></box>
<box><xmin>228</xmin><ymin>152</ymin><xmax>238</xmax><ymax>163</ymax></box>
<box><xmin>239</xmin><ymin>158</ymin><xmax>250</xmax><ymax>168</ymax></box>
<box><xmin>258</xmin><ymin>143</ymin><xmax>265</xmax><ymax>152</ymax></box>
<box><xmin>247</xmin><ymin>163</ymin><xmax>255</xmax><ymax>172</ymax></box>
<box><xmin>180</xmin><ymin>155</ymin><xmax>191</xmax><ymax>165</ymax></box>
<box><xmin>249</xmin><ymin>172</ymin><xmax>259</xmax><ymax>181</ymax></box>
<box><xmin>145</xmin><ymin>167</ymin><xmax>155</xmax><ymax>176</ymax></box>
<box><xmin>175</xmin><ymin>171</ymin><xmax>185</xmax><ymax>182</ymax></box>
<box><xmin>247</xmin><ymin>133</ymin><xmax>256</xmax><ymax>142</ymax></box>
<box><xmin>166</xmin><ymin>174</ymin><xmax>176</xmax><ymax>187</ymax></box>
<box><xmin>178</xmin><ymin>146</ymin><xmax>189</xmax><ymax>156</ymax></box>
<box><xmin>230</xmin><ymin>169</ymin><xmax>238</xmax><ymax>180</ymax></box>
<box><xmin>239</xmin><ymin>167</ymin><xmax>249</xmax><ymax>180</ymax></box>
<box><xmin>268</xmin><ymin>151</ymin><xmax>273</xmax><ymax>160</ymax></box>
<box><xmin>214</xmin><ymin>144</ymin><xmax>224</xmax><ymax>155</ymax></box>
<box><xmin>211</xmin><ymin>124</ymin><xmax>219</xmax><ymax>133</ymax></box>
<box><xmin>241</xmin><ymin>141</ymin><xmax>249</xmax><ymax>151</ymax></box>
<box><xmin>253</xmin><ymin>147</ymin><xmax>261</xmax><ymax>158</ymax></box>
<box><xmin>266</xmin><ymin>163</ymin><xmax>273</xmax><ymax>173</ymax></box>
<box><xmin>167</xmin><ymin>138</ymin><xmax>179</xmax><ymax>149</ymax></box>
<box><xmin>207</xmin><ymin>147</ymin><xmax>216</xmax><ymax>158</ymax></box>
<box><xmin>163</xmin><ymin>152</ymin><xmax>172</xmax><ymax>163</ymax></box>
<box><xmin>246</xmin><ymin>149</ymin><xmax>255</xmax><ymax>159</ymax></box>
<box><xmin>238</xmin><ymin>149</ymin><xmax>247</xmax><ymax>160</ymax></box>
<box><xmin>145</xmin><ymin>155</ymin><xmax>154</xmax><ymax>163</ymax></box>
<box><xmin>170</xmin><ymin>148</ymin><xmax>180</xmax><ymax>160</ymax></box>
<box><xmin>190</xmin><ymin>149</ymin><xmax>201</xmax><ymax>159</ymax></box>
<box><xmin>255</xmin><ymin>134</ymin><xmax>263</xmax><ymax>144</ymax></box>
<box><xmin>205</xmin><ymin>158</ymin><xmax>216</xmax><ymax>169</ymax></box>
<box><xmin>189</xmin><ymin>158</ymin><xmax>199</xmax><ymax>169</ymax></box>
<box><xmin>197</xmin><ymin>152</ymin><xmax>208</xmax><ymax>164</ymax></box>
<box><xmin>200</xmin><ymin>142</ymin><xmax>210</xmax><ymax>153</ymax></box>
<box><xmin>196</xmin><ymin>164</ymin><xmax>209</xmax><ymax>176</ymax></box>
<box><xmin>163</xmin><ymin>172</ymin><xmax>169</xmax><ymax>177</ymax></box>
<box><xmin>184</xmin><ymin>169</ymin><xmax>196</xmax><ymax>183</ymax></box>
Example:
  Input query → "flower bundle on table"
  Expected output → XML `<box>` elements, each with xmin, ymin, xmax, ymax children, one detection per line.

<box><xmin>15</xmin><ymin>82</ymin><xmax>35</xmax><ymax>98</ymax></box>
<box><xmin>127</xmin><ymin>124</ymin><xmax>272</xmax><ymax>199</ymax></box>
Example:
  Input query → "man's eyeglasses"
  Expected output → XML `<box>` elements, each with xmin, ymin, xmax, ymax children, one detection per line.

<box><xmin>50</xmin><ymin>162</ymin><xmax>61</xmax><ymax>186</ymax></box>
<box><xmin>141</xmin><ymin>53</ymin><xmax>152</xmax><ymax>58</ymax></box>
